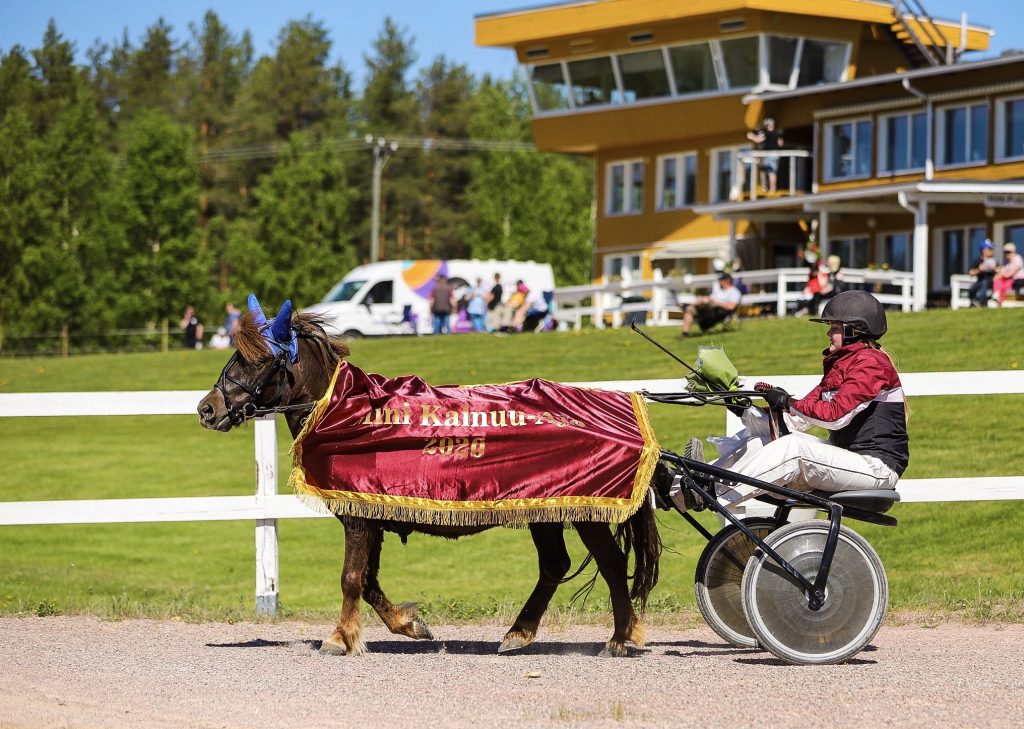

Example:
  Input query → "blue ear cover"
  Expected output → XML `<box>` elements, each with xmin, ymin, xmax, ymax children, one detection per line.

<box><xmin>267</xmin><ymin>300</ymin><xmax>299</xmax><ymax>362</ymax></box>
<box><xmin>247</xmin><ymin>293</ymin><xmax>267</xmax><ymax>327</ymax></box>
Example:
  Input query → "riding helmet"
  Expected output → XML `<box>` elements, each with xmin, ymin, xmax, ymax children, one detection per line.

<box><xmin>809</xmin><ymin>290</ymin><xmax>887</xmax><ymax>339</ymax></box>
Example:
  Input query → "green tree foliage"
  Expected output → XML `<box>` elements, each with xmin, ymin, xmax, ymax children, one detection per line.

<box><xmin>118</xmin><ymin>110</ymin><xmax>205</xmax><ymax>323</ymax></box>
<box><xmin>464</xmin><ymin>78</ymin><xmax>593</xmax><ymax>284</ymax></box>
<box><xmin>237</xmin><ymin>132</ymin><xmax>357</xmax><ymax>307</ymax></box>
<box><xmin>2</xmin><ymin>13</ymin><xmax>596</xmax><ymax>350</ymax></box>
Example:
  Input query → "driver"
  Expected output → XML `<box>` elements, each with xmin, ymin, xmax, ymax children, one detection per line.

<box><xmin>713</xmin><ymin>290</ymin><xmax>909</xmax><ymax>505</ymax></box>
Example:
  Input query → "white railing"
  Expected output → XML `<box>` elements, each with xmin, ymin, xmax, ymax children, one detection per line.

<box><xmin>2</xmin><ymin>370</ymin><xmax>1023</xmax><ymax>613</ymax></box>
<box><xmin>553</xmin><ymin>267</ymin><xmax>915</xmax><ymax>329</ymax></box>
<box><xmin>735</xmin><ymin>149</ymin><xmax>812</xmax><ymax>201</ymax></box>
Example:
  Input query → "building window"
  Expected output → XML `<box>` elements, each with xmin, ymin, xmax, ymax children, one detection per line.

<box><xmin>656</xmin><ymin>153</ymin><xmax>697</xmax><ymax>210</ymax></box>
<box><xmin>710</xmin><ymin>146</ymin><xmax>752</xmax><ymax>202</ymax></box>
<box><xmin>996</xmin><ymin>95</ymin><xmax>1024</xmax><ymax>161</ymax></box>
<box><xmin>668</xmin><ymin>42</ymin><xmax>719</xmax><ymax>94</ymax></box>
<box><xmin>797</xmin><ymin>39</ymin><xmax>848</xmax><ymax>86</ymax></box>
<box><xmin>878</xmin><ymin>112</ymin><xmax>927</xmax><ymax>174</ymax></box>
<box><xmin>606</xmin><ymin>159</ymin><xmax>645</xmax><ymax>215</ymax></box>
<box><xmin>567</xmin><ymin>56</ymin><xmax>618</xmax><ymax>107</ymax></box>
<box><xmin>937</xmin><ymin>103</ymin><xmax>988</xmax><ymax>167</ymax></box>
<box><xmin>766</xmin><ymin>36</ymin><xmax>800</xmax><ymax>86</ymax></box>
<box><xmin>831</xmin><ymin>236</ymin><xmax>870</xmax><ymax>269</ymax></box>
<box><xmin>617</xmin><ymin>49</ymin><xmax>671</xmax><ymax>101</ymax></box>
<box><xmin>880</xmin><ymin>232</ymin><xmax>912</xmax><ymax>271</ymax></box>
<box><xmin>718</xmin><ymin>36</ymin><xmax>760</xmax><ymax>89</ymax></box>
<box><xmin>995</xmin><ymin>221</ymin><xmax>1024</xmax><ymax>250</ymax></box>
<box><xmin>824</xmin><ymin>119</ymin><xmax>872</xmax><ymax>181</ymax></box>
<box><xmin>935</xmin><ymin>226</ymin><xmax>986</xmax><ymax>291</ymax></box>
<box><xmin>529</xmin><ymin>63</ymin><xmax>571</xmax><ymax>112</ymax></box>
<box><xmin>605</xmin><ymin>254</ymin><xmax>642</xmax><ymax>282</ymax></box>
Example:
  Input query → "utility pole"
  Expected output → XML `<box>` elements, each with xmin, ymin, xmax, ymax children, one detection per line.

<box><xmin>366</xmin><ymin>135</ymin><xmax>399</xmax><ymax>263</ymax></box>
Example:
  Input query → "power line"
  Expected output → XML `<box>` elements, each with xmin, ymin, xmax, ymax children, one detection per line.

<box><xmin>198</xmin><ymin>134</ymin><xmax>539</xmax><ymax>164</ymax></box>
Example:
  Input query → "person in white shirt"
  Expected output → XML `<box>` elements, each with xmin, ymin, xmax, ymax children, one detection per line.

<box><xmin>681</xmin><ymin>273</ymin><xmax>741</xmax><ymax>338</ymax></box>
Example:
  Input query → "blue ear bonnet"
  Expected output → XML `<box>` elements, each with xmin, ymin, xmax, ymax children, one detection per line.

<box><xmin>247</xmin><ymin>293</ymin><xmax>299</xmax><ymax>363</ymax></box>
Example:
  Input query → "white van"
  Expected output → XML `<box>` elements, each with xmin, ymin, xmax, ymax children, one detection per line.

<box><xmin>306</xmin><ymin>259</ymin><xmax>556</xmax><ymax>337</ymax></box>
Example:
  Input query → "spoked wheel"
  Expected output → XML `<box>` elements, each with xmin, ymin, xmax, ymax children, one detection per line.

<box><xmin>694</xmin><ymin>518</ymin><xmax>776</xmax><ymax>648</ymax></box>
<box><xmin>741</xmin><ymin>521</ymin><xmax>888</xmax><ymax>665</ymax></box>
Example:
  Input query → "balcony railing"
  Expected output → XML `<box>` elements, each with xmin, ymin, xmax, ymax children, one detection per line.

<box><xmin>732</xmin><ymin>149</ymin><xmax>812</xmax><ymax>202</ymax></box>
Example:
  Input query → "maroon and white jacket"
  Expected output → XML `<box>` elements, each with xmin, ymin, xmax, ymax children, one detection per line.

<box><xmin>789</xmin><ymin>342</ymin><xmax>910</xmax><ymax>476</ymax></box>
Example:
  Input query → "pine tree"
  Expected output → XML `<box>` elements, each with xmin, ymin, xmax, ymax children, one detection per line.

<box><xmin>30</xmin><ymin>20</ymin><xmax>80</xmax><ymax>132</ymax></box>
<box><xmin>239</xmin><ymin>131</ymin><xmax>357</xmax><ymax>307</ymax></box>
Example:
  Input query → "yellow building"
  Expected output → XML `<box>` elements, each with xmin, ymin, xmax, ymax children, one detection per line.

<box><xmin>476</xmin><ymin>0</ymin><xmax>1024</xmax><ymax>310</ymax></box>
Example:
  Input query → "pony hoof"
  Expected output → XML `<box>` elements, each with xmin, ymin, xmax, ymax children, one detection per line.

<box><xmin>498</xmin><ymin>633</ymin><xmax>533</xmax><ymax>653</ymax></box>
<box><xmin>599</xmin><ymin>642</ymin><xmax>629</xmax><ymax>658</ymax></box>
<box><xmin>320</xmin><ymin>636</ymin><xmax>367</xmax><ymax>656</ymax></box>
<box><xmin>411</xmin><ymin>616</ymin><xmax>435</xmax><ymax>641</ymax></box>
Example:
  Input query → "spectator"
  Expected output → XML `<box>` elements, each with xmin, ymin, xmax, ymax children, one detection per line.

<box><xmin>180</xmin><ymin>306</ymin><xmax>204</xmax><ymax>350</ymax></box>
<box><xmin>498</xmin><ymin>280</ymin><xmax>528</xmax><ymax>332</ymax></box>
<box><xmin>429</xmin><ymin>274</ymin><xmax>455</xmax><ymax>334</ymax></box>
<box><xmin>746</xmin><ymin>117</ymin><xmax>784</xmax><ymax>194</ymax></box>
<box><xmin>209</xmin><ymin>327</ymin><xmax>231</xmax><ymax>350</ymax></box>
<box><xmin>486</xmin><ymin>273</ymin><xmax>505</xmax><ymax>332</ymax></box>
<box><xmin>967</xmin><ymin>239</ymin><xmax>998</xmax><ymax>308</ymax></box>
<box><xmin>466</xmin><ymin>277</ymin><xmax>489</xmax><ymax>333</ymax></box>
<box><xmin>513</xmin><ymin>288</ymin><xmax>549</xmax><ymax>332</ymax></box>
<box><xmin>993</xmin><ymin>242</ymin><xmax>1024</xmax><ymax>306</ymax></box>
<box><xmin>796</xmin><ymin>253</ymin><xmax>847</xmax><ymax>316</ymax></box>
<box><xmin>224</xmin><ymin>302</ymin><xmax>241</xmax><ymax>345</ymax></box>
<box><xmin>680</xmin><ymin>273</ymin><xmax>741</xmax><ymax>338</ymax></box>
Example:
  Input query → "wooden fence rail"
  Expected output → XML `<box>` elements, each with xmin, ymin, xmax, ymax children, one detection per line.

<box><xmin>2</xmin><ymin>370</ymin><xmax>1023</xmax><ymax>614</ymax></box>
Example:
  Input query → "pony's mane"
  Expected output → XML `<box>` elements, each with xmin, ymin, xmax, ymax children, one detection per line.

<box><xmin>235</xmin><ymin>310</ymin><xmax>350</xmax><ymax>364</ymax></box>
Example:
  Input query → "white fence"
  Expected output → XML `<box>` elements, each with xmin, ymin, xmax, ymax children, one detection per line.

<box><xmin>2</xmin><ymin>371</ymin><xmax>1024</xmax><ymax>613</ymax></box>
<box><xmin>552</xmin><ymin>267</ymin><xmax>915</xmax><ymax>330</ymax></box>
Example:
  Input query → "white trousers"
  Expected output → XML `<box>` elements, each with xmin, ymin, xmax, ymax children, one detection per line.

<box><xmin>714</xmin><ymin>430</ymin><xmax>899</xmax><ymax>506</ymax></box>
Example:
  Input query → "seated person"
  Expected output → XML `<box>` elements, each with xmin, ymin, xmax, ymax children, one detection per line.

<box><xmin>498</xmin><ymin>281</ymin><xmax>528</xmax><ymax>331</ymax></box>
<box><xmin>680</xmin><ymin>273</ymin><xmax>740</xmax><ymax>338</ymax></box>
<box><xmin>513</xmin><ymin>288</ymin><xmax>549</xmax><ymax>332</ymax></box>
<box><xmin>967</xmin><ymin>239</ymin><xmax>998</xmax><ymax>308</ymax></box>
<box><xmin>709</xmin><ymin>291</ymin><xmax>908</xmax><ymax>506</ymax></box>
<box><xmin>994</xmin><ymin>243</ymin><xmax>1024</xmax><ymax>306</ymax></box>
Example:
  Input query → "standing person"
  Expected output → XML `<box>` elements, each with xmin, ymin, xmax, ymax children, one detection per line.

<box><xmin>967</xmin><ymin>239</ymin><xmax>998</xmax><ymax>308</ymax></box>
<box><xmin>680</xmin><ymin>273</ymin><xmax>741</xmax><ymax>338</ymax></box>
<box><xmin>429</xmin><ymin>274</ymin><xmax>455</xmax><ymax>335</ymax></box>
<box><xmin>993</xmin><ymin>243</ymin><xmax>1024</xmax><ymax>306</ymax></box>
<box><xmin>466</xmin><ymin>277</ymin><xmax>489</xmax><ymax>333</ymax></box>
<box><xmin>224</xmin><ymin>302</ymin><xmax>241</xmax><ymax>346</ymax></box>
<box><xmin>180</xmin><ymin>306</ymin><xmax>204</xmax><ymax>350</ymax></box>
<box><xmin>711</xmin><ymin>290</ymin><xmax>908</xmax><ymax>507</ymax></box>
<box><xmin>746</xmin><ymin>117</ymin><xmax>784</xmax><ymax>193</ymax></box>
<box><xmin>486</xmin><ymin>273</ymin><xmax>505</xmax><ymax>333</ymax></box>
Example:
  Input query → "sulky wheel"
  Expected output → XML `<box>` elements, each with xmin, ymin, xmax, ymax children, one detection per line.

<box><xmin>741</xmin><ymin>520</ymin><xmax>888</xmax><ymax>665</ymax></box>
<box><xmin>694</xmin><ymin>518</ymin><xmax>776</xmax><ymax>648</ymax></box>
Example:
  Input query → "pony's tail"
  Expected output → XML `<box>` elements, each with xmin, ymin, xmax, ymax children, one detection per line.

<box><xmin>615</xmin><ymin>505</ymin><xmax>662</xmax><ymax>613</ymax></box>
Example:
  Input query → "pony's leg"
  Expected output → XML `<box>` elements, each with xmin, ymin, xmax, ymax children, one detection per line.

<box><xmin>362</xmin><ymin>525</ymin><xmax>434</xmax><ymax>641</ymax></box>
<box><xmin>499</xmin><ymin>523</ymin><xmax>570</xmax><ymax>653</ymax></box>
<box><xmin>321</xmin><ymin>517</ymin><xmax>371</xmax><ymax>656</ymax></box>
<box><xmin>574</xmin><ymin>522</ymin><xmax>643</xmax><ymax>658</ymax></box>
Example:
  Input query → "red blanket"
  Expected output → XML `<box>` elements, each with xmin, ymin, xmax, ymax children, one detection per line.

<box><xmin>288</xmin><ymin>362</ymin><xmax>659</xmax><ymax>526</ymax></box>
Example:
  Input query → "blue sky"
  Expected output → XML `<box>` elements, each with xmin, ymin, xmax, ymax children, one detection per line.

<box><xmin>2</xmin><ymin>1</ymin><xmax>1022</xmax><ymax>90</ymax></box>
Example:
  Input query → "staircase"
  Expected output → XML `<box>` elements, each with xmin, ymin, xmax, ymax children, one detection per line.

<box><xmin>889</xmin><ymin>0</ymin><xmax>962</xmax><ymax>67</ymax></box>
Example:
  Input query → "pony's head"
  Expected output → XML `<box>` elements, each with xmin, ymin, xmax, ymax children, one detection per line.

<box><xmin>197</xmin><ymin>294</ymin><xmax>348</xmax><ymax>432</ymax></box>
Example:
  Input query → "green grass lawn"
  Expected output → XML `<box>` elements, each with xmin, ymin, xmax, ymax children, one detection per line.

<box><xmin>1</xmin><ymin>308</ymin><xmax>1023</xmax><ymax>624</ymax></box>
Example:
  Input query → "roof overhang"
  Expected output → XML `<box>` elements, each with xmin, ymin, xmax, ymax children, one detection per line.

<box><xmin>476</xmin><ymin>0</ymin><xmax>991</xmax><ymax>49</ymax></box>
<box><xmin>649</xmin><ymin>236</ymin><xmax>731</xmax><ymax>260</ymax></box>
<box><xmin>695</xmin><ymin>181</ymin><xmax>1024</xmax><ymax>220</ymax></box>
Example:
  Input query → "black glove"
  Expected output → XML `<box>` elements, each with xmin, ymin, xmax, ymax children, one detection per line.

<box><xmin>761</xmin><ymin>387</ymin><xmax>791</xmax><ymax>412</ymax></box>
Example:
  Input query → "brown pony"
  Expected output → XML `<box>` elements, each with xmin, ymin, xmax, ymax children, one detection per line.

<box><xmin>197</xmin><ymin>302</ymin><xmax>661</xmax><ymax>657</ymax></box>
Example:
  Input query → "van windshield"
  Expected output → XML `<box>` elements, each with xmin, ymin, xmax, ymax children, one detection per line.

<box><xmin>323</xmin><ymin>280</ymin><xmax>367</xmax><ymax>303</ymax></box>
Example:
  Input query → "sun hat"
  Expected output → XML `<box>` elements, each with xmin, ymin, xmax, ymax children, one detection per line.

<box><xmin>1004</xmin><ymin>243</ymin><xmax>1017</xmax><ymax>253</ymax></box>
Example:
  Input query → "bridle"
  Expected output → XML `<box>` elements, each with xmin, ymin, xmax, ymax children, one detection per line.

<box><xmin>213</xmin><ymin>346</ymin><xmax>312</xmax><ymax>426</ymax></box>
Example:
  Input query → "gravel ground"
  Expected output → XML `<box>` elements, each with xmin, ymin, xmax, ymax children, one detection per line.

<box><xmin>1</xmin><ymin>617</ymin><xmax>1023</xmax><ymax>729</ymax></box>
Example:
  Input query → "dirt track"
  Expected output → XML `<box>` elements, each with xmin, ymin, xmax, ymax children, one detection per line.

<box><xmin>1</xmin><ymin>617</ymin><xmax>1023</xmax><ymax>728</ymax></box>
